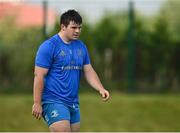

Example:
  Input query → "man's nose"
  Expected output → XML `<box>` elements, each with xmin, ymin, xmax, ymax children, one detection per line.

<box><xmin>75</xmin><ymin>28</ymin><xmax>81</xmax><ymax>33</ymax></box>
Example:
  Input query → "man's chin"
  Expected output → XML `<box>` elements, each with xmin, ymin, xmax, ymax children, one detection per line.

<box><xmin>72</xmin><ymin>37</ymin><xmax>79</xmax><ymax>40</ymax></box>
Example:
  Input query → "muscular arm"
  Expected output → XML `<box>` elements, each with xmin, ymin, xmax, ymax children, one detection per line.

<box><xmin>83</xmin><ymin>64</ymin><xmax>110</xmax><ymax>101</ymax></box>
<box><xmin>32</xmin><ymin>66</ymin><xmax>48</xmax><ymax>119</ymax></box>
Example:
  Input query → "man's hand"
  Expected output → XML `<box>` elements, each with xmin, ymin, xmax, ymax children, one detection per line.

<box><xmin>32</xmin><ymin>103</ymin><xmax>42</xmax><ymax>120</ymax></box>
<box><xmin>99</xmin><ymin>89</ymin><xmax>110</xmax><ymax>101</ymax></box>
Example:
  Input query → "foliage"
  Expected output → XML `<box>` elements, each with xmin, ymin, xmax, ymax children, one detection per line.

<box><xmin>0</xmin><ymin>17</ymin><xmax>44</xmax><ymax>90</ymax></box>
<box><xmin>0</xmin><ymin>0</ymin><xmax>180</xmax><ymax>92</ymax></box>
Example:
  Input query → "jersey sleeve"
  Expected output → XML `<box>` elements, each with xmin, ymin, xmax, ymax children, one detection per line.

<box><xmin>83</xmin><ymin>45</ymin><xmax>91</xmax><ymax>65</ymax></box>
<box><xmin>35</xmin><ymin>41</ymin><xmax>54</xmax><ymax>69</ymax></box>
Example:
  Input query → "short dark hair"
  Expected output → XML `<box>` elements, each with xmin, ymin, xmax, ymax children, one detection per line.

<box><xmin>60</xmin><ymin>9</ymin><xmax>82</xmax><ymax>27</ymax></box>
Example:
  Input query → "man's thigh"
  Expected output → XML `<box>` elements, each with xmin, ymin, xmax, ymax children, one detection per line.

<box><xmin>70</xmin><ymin>104</ymin><xmax>80</xmax><ymax>131</ymax></box>
<box><xmin>49</xmin><ymin>120</ymin><xmax>71</xmax><ymax>132</ymax></box>
<box><xmin>71</xmin><ymin>122</ymin><xmax>80</xmax><ymax>132</ymax></box>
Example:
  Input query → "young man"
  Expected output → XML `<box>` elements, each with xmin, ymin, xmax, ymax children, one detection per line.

<box><xmin>32</xmin><ymin>9</ymin><xmax>110</xmax><ymax>132</ymax></box>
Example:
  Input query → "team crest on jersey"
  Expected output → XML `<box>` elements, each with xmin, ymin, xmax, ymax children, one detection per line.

<box><xmin>59</xmin><ymin>50</ymin><xmax>66</xmax><ymax>57</ymax></box>
<box><xmin>51</xmin><ymin>110</ymin><xmax>59</xmax><ymax>118</ymax></box>
<box><xmin>77</xmin><ymin>49</ymin><xmax>82</xmax><ymax>56</ymax></box>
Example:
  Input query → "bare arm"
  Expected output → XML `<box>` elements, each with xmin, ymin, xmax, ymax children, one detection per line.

<box><xmin>32</xmin><ymin>66</ymin><xmax>48</xmax><ymax>119</ymax></box>
<box><xmin>83</xmin><ymin>64</ymin><xmax>110</xmax><ymax>101</ymax></box>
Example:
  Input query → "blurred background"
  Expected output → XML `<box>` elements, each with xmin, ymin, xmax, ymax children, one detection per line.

<box><xmin>0</xmin><ymin>0</ymin><xmax>180</xmax><ymax>131</ymax></box>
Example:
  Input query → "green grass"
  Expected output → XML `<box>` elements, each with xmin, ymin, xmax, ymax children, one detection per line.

<box><xmin>0</xmin><ymin>92</ymin><xmax>180</xmax><ymax>131</ymax></box>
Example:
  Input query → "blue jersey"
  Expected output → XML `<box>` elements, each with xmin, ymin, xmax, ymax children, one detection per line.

<box><xmin>35</xmin><ymin>34</ymin><xmax>90</xmax><ymax>105</ymax></box>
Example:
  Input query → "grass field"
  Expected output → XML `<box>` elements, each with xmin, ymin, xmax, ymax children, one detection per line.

<box><xmin>0</xmin><ymin>92</ymin><xmax>180</xmax><ymax>131</ymax></box>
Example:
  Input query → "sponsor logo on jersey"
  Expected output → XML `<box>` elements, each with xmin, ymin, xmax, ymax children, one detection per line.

<box><xmin>60</xmin><ymin>66</ymin><xmax>82</xmax><ymax>70</ymax></box>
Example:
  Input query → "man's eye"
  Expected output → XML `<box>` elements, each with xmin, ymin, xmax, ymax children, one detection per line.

<box><xmin>71</xmin><ymin>27</ymin><xmax>81</xmax><ymax>30</ymax></box>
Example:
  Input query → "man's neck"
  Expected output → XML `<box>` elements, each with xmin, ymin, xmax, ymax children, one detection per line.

<box><xmin>58</xmin><ymin>32</ymin><xmax>71</xmax><ymax>44</ymax></box>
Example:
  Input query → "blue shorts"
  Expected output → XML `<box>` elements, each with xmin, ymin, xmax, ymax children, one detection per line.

<box><xmin>42</xmin><ymin>103</ymin><xmax>80</xmax><ymax>126</ymax></box>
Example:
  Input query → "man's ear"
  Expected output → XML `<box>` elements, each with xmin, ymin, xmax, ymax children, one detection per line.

<box><xmin>61</xmin><ymin>24</ymin><xmax>66</xmax><ymax>31</ymax></box>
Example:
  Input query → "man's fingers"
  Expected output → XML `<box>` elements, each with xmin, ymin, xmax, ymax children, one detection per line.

<box><xmin>32</xmin><ymin>110</ymin><xmax>42</xmax><ymax>119</ymax></box>
<box><xmin>33</xmin><ymin>111</ymin><xmax>38</xmax><ymax>118</ymax></box>
<box><xmin>37</xmin><ymin>113</ymin><xmax>42</xmax><ymax>120</ymax></box>
<box><xmin>101</xmin><ymin>92</ymin><xmax>105</xmax><ymax>98</ymax></box>
<box><xmin>102</xmin><ymin>91</ymin><xmax>110</xmax><ymax>101</ymax></box>
<box><xmin>32</xmin><ymin>104</ymin><xmax>42</xmax><ymax>120</ymax></box>
<box><xmin>35</xmin><ymin>112</ymin><xmax>42</xmax><ymax>119</ymax></box>
<box><xmin>103</xmin><ymin>96</ymin><xmax>108</xmax><ymax>101</ymax></box>
<box><xmin>99</xmin><ymin>90</ymin><xmax>110</xmax><ymax>101</ymax></box>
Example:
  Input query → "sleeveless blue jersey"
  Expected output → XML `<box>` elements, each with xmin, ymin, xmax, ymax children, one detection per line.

<box><xmin>35</xmin><ymin>34</ymin><xmax>90</xmax><ymax>105</ymax></box>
